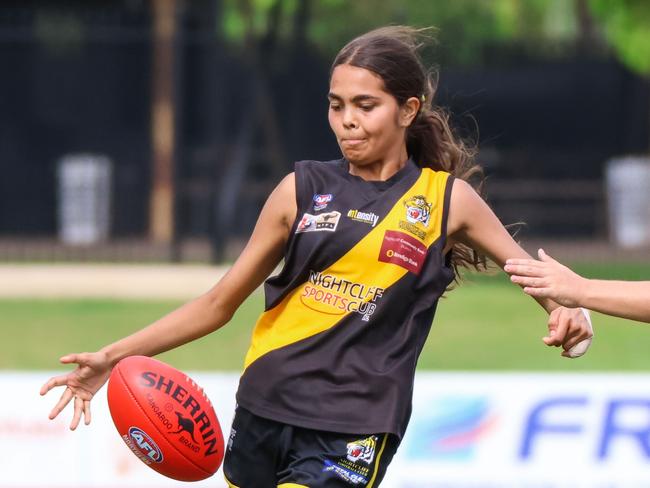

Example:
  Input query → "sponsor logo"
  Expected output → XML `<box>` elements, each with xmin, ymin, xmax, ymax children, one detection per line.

<box><xmin>300</xmin><ymin>270</ymin><xmax>384</xmax><ymax>322</ymax></box>
<box><xmin>125</xmin><ymin>426</ymin><xmax>164</xmax><ymax>464</ymax></box>
<box><xmin>227</xmin><ymin>427</ymin><xmax>237</xmax><ymax>451</ymax></box>
<box><xmin>323</xmin><ymin>459</ymin><xmax>369</xmax><ymax>485</ymax></box>
<box><xmin>347</xmin><ymin>435</ymin><xmax>378</xmax><ymax>464</ymax></box>
<box><xmin>313</xmin><ymin>193</ymin><xmax>333</xmax><ymax>211</ymax></box>
<box><xmin>296</xmin><ymin>211</ymin><xmax>341</xmax><ymax>233</ymax></box>
<box><xmin>378</xmin><ymin>230</ymin><xmax>428</xmax><ymax>275</ymax></box>
<box><xmin>405</xmin><ymin>396</ymin><xmax>496</xmax><ymax>461</ymax></box>
<box><xmin>139</xmin><ymin>372</ymin><xmax>220</xmax><ymax>457</ymax></box>
<box><xmin>347</xmin><ymin>209</ymin><xmax>379</xmax><ymax>227</ymax></box>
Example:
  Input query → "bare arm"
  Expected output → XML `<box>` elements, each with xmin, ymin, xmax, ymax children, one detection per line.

<box><xmin>505</xmin><ymin>249</ymin><xmax>650</xmax><ymax>323</ymax></box>
<box><xmin>41</xmin><ymin>173</ymin><xmax>297</xmax><ymax>428</ymax></box>
<box><xmin>100</xmin><ymin>173</ymin><xmax>297</xmax><ymax>363</ymax></box>
<box><xmin>446</xmin><ymin>179</ymin><xmax>593</xmax><ymax>354</ymax></box>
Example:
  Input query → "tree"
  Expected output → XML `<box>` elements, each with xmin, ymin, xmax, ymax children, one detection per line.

<box><xmin>588</xmin><ymin>0</ymin><xmax>650</xmax><ymax>75</ymax></box>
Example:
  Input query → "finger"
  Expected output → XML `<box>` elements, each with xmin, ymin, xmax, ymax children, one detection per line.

<box><xmin>40</xmin><ymin>374</ymin><xmax>70</xmax><ymax>396</ymax></box>
<box><xmin>49</xmin><ymin>387</ymin><xmax>74</xmax><ymax>420</ymax></box>
<box><xmin>523</xmin><ymin>287</ymin><xmax>552</xmax><ymax>298</ymax></box>
<box><xmin>60</xmin><ymin>353</ymin><xmax>82</xmax><ymax>364</ymax></box>
<box><xmin>70</xmin><ymin>396</ymin><xmax>84</xmax><ymax>430</ymax></box>
<box><xmin>505</xmin><ymin>265</ymin><xmax>545</xmax><ymax>278</ymax></box>
<box><xmin>560</xmin><ymin>327</ymin><xmax>583</xmax><ymax>351</ymax></box>
<box><xmin>543</xmin><ymin>309</ymin><xmax>559</xmax><ymax>345</ymax></box>
<box><xmin>504</xmin><ymin>259</ymin><xmax>543</xmax><ymax>268</ymax></box>
<box><xmin>550</xmin><ymin>309</ymin><xmax>571</xmax><ymax>346</ymax></box>
<box><xmin>510</xmin><ymin>275</ymin><xmax>545</xmax><ymax>287</ymax></box>
<box><xmin>538</xmin><ymin>248</ymin><xmax>557</xmax><ymax>264</ymax></box>
<box><xmin>83</xmin><ymin>400</ymin><xmax>92</xmax><ymax>425</ymax></box>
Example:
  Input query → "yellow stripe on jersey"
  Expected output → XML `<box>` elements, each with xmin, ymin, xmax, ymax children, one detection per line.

<box><xmin>367</xmin><ymin>434</ymin><xmax>389</xmax><ymax>488</ymax></box>
<box><xmin>277</xmin><ymin>484</ymin><xmax>309</xmax><ymax>488</ymax></box>
<box><xmin>243</xmin><ymin>169</ymin><xmax>450</xmax><ymax>370</ymax></box>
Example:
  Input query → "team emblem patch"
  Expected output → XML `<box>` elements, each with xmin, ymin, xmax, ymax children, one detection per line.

<box><xmin>296</xmin><ymin>211</ymin><xmax>341</xmax><ymax>233</ymax></box>
<box><xmin>404</xmin><ymin>195</ymin><xmax>431</xmax><ymax>227</ymax></box>
<box><xmin>313</xmin><ymin>193</ymin><xmax>333</xmax><ymax>211</ymax></box>
<box><xmin>346</xmin><ymin>435</ymin><xmax>378</xmax><ymax>464</ymax></box>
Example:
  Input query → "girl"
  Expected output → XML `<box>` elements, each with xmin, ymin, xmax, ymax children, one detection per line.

<box><xmin>41</xmin><ymin>26</ymin><xmax>592</xmax><ymax>487</ymax></box>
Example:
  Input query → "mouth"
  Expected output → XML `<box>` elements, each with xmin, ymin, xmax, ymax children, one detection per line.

<box><xmin>341</xmin><ymin>138</ymin><xmax>366</xmax><ymax>148</ymax></box>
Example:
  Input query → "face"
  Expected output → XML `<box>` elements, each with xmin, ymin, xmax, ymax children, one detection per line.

<box><xmin>328</xmin><ymin>64</ymin><xmax>417</xmax><ymax>168</ymax></box>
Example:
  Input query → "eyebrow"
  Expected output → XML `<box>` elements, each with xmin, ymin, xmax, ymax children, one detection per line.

<box><xmin>327</xmin><ymin>93</ymin><xmax>380</xmax><ymax>103</ymax></box>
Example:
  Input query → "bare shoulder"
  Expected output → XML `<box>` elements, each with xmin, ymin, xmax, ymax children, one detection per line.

<box><xmin>264</xmin><ymin>172</ymin><xmax>297</xmax><ymax>231</ymax></box>
<box><xmin>447</xmin><ymin>178</ymin><xmax>481</xmax><ymax>235</ymax></box>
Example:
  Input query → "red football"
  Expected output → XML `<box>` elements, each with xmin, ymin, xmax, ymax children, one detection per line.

<box><xmin>107</xmin><ymin>355</ymin><xmax>224</xmax><ymax>481</ymax></box>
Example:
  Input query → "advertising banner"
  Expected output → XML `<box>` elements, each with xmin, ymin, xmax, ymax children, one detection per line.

<box><xmin>2</xmin><ymin>372</ymin><xmax>649</xmax><ymax>487</ymax></box>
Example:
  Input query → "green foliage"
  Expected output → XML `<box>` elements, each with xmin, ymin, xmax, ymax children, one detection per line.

<box><xmin>588</xmin><ymin>0</ymin><xmax>650</xmax><ymax>75</ymax></box>
<box><xmin>220</xmin><ymin>0</ymin><xmax>581</xmax><ymax>65</ymax></box>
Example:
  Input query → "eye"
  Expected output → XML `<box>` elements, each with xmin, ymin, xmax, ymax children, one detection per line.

<box><xmin>360</xmin><ymin>104</ymin><xmax>375</xmax><ymax>112</ymax></box>
<box><xmin>329</xmin><ymin>103</ymin><xmax>341</xmax><ymax>111</ymax></box>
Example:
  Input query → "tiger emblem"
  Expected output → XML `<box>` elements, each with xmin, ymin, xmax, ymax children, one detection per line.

<box><xmin>403</xmin><ymin>195</ymin><xmax>431</xmax><ymax>227</ymax></box>
<box><xmin>346</xmin><ymin>435</ymin><xmax>378</xmax><ymax>464</ymax></box>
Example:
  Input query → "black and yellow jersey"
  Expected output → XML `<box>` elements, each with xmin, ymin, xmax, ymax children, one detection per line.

<box><xmin>236</xmin><ymin>158</ymin><xmax>455</xmax><ymax>438</ymax></box>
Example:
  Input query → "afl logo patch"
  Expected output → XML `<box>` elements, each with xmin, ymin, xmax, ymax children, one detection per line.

<box><xmin>127</xmin><ymin>426</ymin><xmax>164</xmax><ymax>463</ymax></box>
<box><xmin>313</xmin><ymin>193</ymin><xmax>333</xmax><ymax>211</ymax></box>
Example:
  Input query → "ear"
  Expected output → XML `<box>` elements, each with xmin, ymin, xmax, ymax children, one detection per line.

<box><xmin>399</xmin><ymin>96</ymin><xmax>421</xmax><ymax>128</ymax></box>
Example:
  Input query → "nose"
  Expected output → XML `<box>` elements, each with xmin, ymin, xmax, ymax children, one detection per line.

<box><xmin>342</xmin><ymin>107</ymin><xmax>358</xmax><ymax>129</ymax></box>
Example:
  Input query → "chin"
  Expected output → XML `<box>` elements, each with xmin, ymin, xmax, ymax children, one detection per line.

<box><xmin>342</xmin><ymin>151</ymin><xmax>369</xmax><ymax>165</ymax></box>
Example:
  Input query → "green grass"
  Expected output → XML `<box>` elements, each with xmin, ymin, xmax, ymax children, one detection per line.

<box><xmin>2</xmin><ymin>263</ymin><xmax>649</xmax><ymax>371</ymax></box>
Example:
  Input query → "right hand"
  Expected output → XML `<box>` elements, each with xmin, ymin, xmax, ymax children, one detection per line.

<box><xmin>504</xmin><ymin>248</ymin><xmax>585</xmax><ymax>308</ymax></box>
<box><xmin>40</xmin><ymin>351</ymin><xmax>113</xmax><ymax>430</ymax></box>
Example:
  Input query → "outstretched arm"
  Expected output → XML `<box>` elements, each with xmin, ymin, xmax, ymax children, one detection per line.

<box><xmin>445</xmin><ymin>179</ymin><xmax>593</xmax><ymax>356</ymax></box>
<box><xmin>505</xmin><ymin>249</ymin><xmax>650</xmax><ymax>323</ymax></box>
<box><xmin>41</xmin><ymin>173</ymin><xmax>297</xmax><ymax>428</ymax></box>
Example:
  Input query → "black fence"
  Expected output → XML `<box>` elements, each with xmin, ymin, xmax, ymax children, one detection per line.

<box><xmin>0</xmin><ymin>2</ymin><xmax>648</xmax><ymax>261</ymax></box>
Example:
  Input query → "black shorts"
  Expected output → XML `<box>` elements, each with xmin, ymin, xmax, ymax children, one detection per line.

<box><xmin>223</xmin><ymin>406</ymin><xmax>399</xmax><ymax>488</ymax></box>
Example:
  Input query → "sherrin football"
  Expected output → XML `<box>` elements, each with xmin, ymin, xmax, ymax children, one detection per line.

<box><xmin>107</xmin><ymin>356</ymin><xmax>224</xmax><ymax>481</ymax></box>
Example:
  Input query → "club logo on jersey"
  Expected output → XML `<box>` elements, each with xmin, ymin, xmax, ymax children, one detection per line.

<box><xmin>300</xmin><ymin>270</ymin><xmax>384</xmax><ymax>322</ymax></box>
<box><xmin>404</xmin><ymin>195</ymin><xmax>431</xmax><ymax>226</ymax></box>
<box><xmin>347</xmin><ymin>209</ymin><xmax>379</xmax><ymax>228</ymax></box>
<box><xmin>296</xmin><ymin>211</ymin><xmax>341</xmax><ymax>233</ymax></box>
<box><xmin>399</xmin><ymin>194</ymin><xmax>433</xmax><ymax>240</ymax></box>
<box><xmin>322</xmin><ymin>435</ymin><xmax>380</xmax><ymax>485</ymax></box>
<box><xmin>313</xmin><ymin>193</ymin><xmax>333</xmax><ymax>211</ymax></box>
<box><xmin>347</xmin><ymin>436</ymin><xmax>378</xmax><ymax>464</ymax></box>
<box><xmin>378</xmin><ymin>230</ymin><xmax>428</xmax><ymax>275</ymax></box>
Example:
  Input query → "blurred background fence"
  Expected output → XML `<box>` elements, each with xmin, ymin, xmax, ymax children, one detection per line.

<box><xmin>1</xmin><ymin>0</ymin><xmax>649</xmax><ymax>262</ymax></box>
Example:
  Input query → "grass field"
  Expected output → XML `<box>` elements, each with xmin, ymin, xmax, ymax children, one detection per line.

<box><xmin>2</xmin><ymin>263</ymin><xmax>649</xmax><ymax>372</ymax></box>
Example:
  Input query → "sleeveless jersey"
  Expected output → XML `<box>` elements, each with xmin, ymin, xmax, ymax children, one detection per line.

<box><xmin>236</xmin><ymin>158</ymin><xmax>455</xmax><ymax>438</ymax></box>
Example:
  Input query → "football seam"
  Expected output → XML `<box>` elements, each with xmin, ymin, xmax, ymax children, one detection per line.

<box><xmin>114</xmin><ymin>363</ymin><xmax>213</xmax><ymax>477</ymax></box>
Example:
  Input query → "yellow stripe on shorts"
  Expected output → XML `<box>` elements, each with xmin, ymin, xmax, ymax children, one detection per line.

<box><xmin>277</xmin><ymin>484</ymin><xmax>309</xmax><ymax>488</ymax></box>
<box><xmin>224</xmin><ymin>475</ymin><xmax>241</xmax><ymax>488</ymax></box>
<box><xmin>366</xmin><ymin>434</ymin><xmax>389</xmax><ymax>488</ymax></box>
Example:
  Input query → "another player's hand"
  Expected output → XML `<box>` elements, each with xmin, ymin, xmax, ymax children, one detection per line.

<box><xmin>40</xmin><ymin>351</ymin><xmax>113</xmax><ymax>430</ymax></box>
<box><xmin>504</xmin><ymin>248</ymin><xmax>585</xmax><ymax>308</ymax></box>
<box><xmin>543</xmin><ymin>306</ymin><xmax>593</xmax><ymax>358</ymax></box>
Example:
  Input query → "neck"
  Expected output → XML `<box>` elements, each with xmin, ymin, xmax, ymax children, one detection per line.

<box><xmin>348</xmin><ymin>146</ymin><xmax>409</xmax><ymax>181</ymax></box>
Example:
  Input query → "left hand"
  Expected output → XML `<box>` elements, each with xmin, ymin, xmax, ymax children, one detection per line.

<box><xmin>544</xmin><ymin>306</ymin><xmax>593</xmax><ymax>358</ymax></box>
